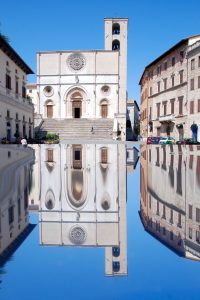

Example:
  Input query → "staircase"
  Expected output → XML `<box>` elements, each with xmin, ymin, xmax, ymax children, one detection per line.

<box><xmin>37</xmin><ymin>118</ymin><xmax>114</xmax><ymax>140</ymax></box>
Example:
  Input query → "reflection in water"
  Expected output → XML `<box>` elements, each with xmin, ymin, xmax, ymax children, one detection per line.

<box><xmin>37</xmin><ymin>144</ymin><xmax>128</xmax><ymax>276</ymax></box>
<box><xmin>0</xmin><ymin>145</ymin><xmax>35</xmax><ymax>270</ymax></box>
<box><xmin>140</xmin><ymin>145</ymin><xmax>200</xmax><ymax>260</ymax></box>
<box><xmin>0</xmin><ymin>144</ymin><xmax>138</xmax><ymax>279</ymax></box>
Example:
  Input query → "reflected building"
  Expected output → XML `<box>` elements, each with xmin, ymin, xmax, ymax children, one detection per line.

<box><xmin>140</xmin><ymin>145</ymin><xmax>200</xmax><ymax>260</ymax></box>
<box><xmin>0</xmin><ymin>145</ymin><xmax>35</xmax><ymax>267</ymax></box>
<box><xmin>37</xmin><ymin>144</ymin><xmax>127</xmax><ymax>276</ymax></box>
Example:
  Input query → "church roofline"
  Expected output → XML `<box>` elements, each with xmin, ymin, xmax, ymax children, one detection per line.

<box><xmin>37</xmin><ymin>49</ymin><xmax>119</xmax><ymax>54</ymax></box>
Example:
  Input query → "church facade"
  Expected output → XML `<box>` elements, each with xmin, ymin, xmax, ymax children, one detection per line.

<box><xmin>36</xmin><ymin>18</ymin><xmax>128</xmax><ymax>140</ymax></box>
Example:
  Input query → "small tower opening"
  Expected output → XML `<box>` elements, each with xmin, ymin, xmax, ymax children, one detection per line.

<box><xmin>112</xmin><ymin>40</ymin><xmax>120</xmax><ymax>51</ymax></box>
<box><xmin>112</xmin><ymin>23</ymin><xmax>120</xmax><ymax>34</ymax></box>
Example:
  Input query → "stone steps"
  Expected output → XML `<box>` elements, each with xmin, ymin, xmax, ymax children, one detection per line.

<box><xmin>37</xmin><ymin>118</ymin><xmax>114</xmax><ymax>140</ymax></box>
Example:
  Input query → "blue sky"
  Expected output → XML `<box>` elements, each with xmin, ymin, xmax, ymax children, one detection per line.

<box><xmin>1</xmin><ymin>0</ymin><xmax>200</xmax><ymax>102</ymax></box>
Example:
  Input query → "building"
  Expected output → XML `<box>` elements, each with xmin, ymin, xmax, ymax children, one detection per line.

<box><xmin>126</xmin><ymin>99</ymin><xmax>140</xmax><ymax>140</ymax></box>
<box><xmin>36</xmin><ymin>18</ymin><xmax>128</xmax><ymax>141</ymax></box>
<box><xmin>0</xmin><ymin>145</ymin><xmax>35</xmax><ymax>268</ymax></box>
<box><xmin>126</xmin><ymin>146</ymin><xmax>139</xmax><ymax>173</ymax></box>
<box><xmin>30</xmin><ymin>143</ymin><xmax>127</xmax><ymax>276</ymax></box>
<box><xmin>187</xmin><ymin>40</ymin><xmax>200</xmax><ymax>141</ymax></box>
<box><xmin>0</xmin><ymin>36</ymin><xmax>34</xmax><ymax>142</ymax></box>
<box><xmin>140</xmin><ymin>35</ymin><xmax>200</xmax><ymax>140</ymax></box>
<box><xmin>27</xmin><ymin>83</ymin><xmax>39</xmax><ymax>114</ymax></box>
<box><xmin>140</xmin><ymin>144</ymin><xmax>200</xmax><ymax>260</ymax></box>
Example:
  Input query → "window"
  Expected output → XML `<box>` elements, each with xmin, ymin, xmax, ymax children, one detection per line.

<box><xmin>157</xmin><ymin>65</ymin><xmax>161</xmax><ymax>75</ymax></box>
<box><xmin>149</xmin><ymin>149</ymin><xmax>151</xmax><ymax>162</ymax></box>
<box><xmin>156</xmin><ymin>147</ymin><xmax>160</xmax><ymax>166</ymax></box>
<box><xmin>178</xmin><ymin>213</ymin><xmax>182</xmax><ymax>227</ymax></box>
<box><xmin>196</xmin><ymin>231</ymin><xmax>200</xmax><ymax>243</ymax></box>
<box><xmin>164</xmin><ymin>61</ymin><xmax>168</xmax><ymax>70</ymax></box>
<box><xmin>199</xmin><ymin>56</ymin><xmax>200</xmax><ymax>68</ymax></box>
<box><xmin>6</xmin><ymin>73</ymin><xmax>11</xmax><ymax>90</ymax></box>
<box><xmin>8</xmin><ymin>151</ymin><xmax>11</xmax><ymax>158</ymax></box>
<box><xmin>163</xmin><ymin>78</ymin><xmax>167</xmax><ymax>90</ymax></box>
<box><xmin>149</xmin><ymin>195</ymin><xmax>151</xmax><ymax>209</ymax></box>
<box><xmin>8</xmin><ymin>206</ymin><xmax>14</xmax><ymax>225</ymax></box>
<box><xmin>16</xmin><ymin>113</ymin><xmax>18</xmax><ymax>120</ymax></box>
<box><xmin>7</xmin><ymin>110</ymin><xmax>10</xmax><ymax>118</ymax></box>
<box><xmin>47</xmin><ymin>149</ymin><xmax>53</xmax><ymax>162</ymax></box>
<box><xmin>101</xmin><ymin>148</ymin><xmax>108</xmax><ymax>163</ymax></box>
<box><xmin>24</xmin><ymin>188</ymin><xmax>28</xmax><ymax>210</ymax></box>
<box><xmin>157</xmin><ymin>81</ymin><xmax>160</xmax><ymax>93</ymax></box>
<box><xmin>190</xmin><ymin>101</ymin><xmax>194</xmax><ymax>114</ymax></box>
<box><xmin>172</xmin><ymin>57</ymin><xmax>175</xmax><ymax>66</ymax></box>
<box><xmin>112</xmin><ymin>40</ymin><xmax>120</xmax><ymax>50</ymax></box>
<box><xmin>180</xmin><ymin>51</ymin><xmax>184</xmax><ymax>62</ymax></box>
<box><xmin>189</xmin><ymin>228</ymin><xmax>192</xmax><ymax>239</ymax></box>
<box><xmin>170</xmin><ymin>99</ymin><xmax>175</xmax><ymax>114</ymax></box>
<box><xmin>29</xmin><ymin>89</ymin><xmax>32</xmax><ymax>93</ymax></box>
<box><xmin>163</xmin><ymin>101</ymin><xmax>167</xmax><ymax>115</ymax></box>
<box><xmin>171</xmin><ymin>74</ymin><xmax>175</xmax><ymax>87</ymax></box>
<box><xmin>170</xmin><ymin>231</ymin><xmax>173</xmax><ymax>240</ymax></box>
<box><xmin>23</xmin><ymin>115</ymin><xmax>25</xmax><ymax>122</ymax></box>
<box><xmin>112</xmin><ymin>23</ymin><xmax>120</xmax><ymax>34</ymax></box>
<box><xmin>191</xmin><ymin>59</ymin><xmax>195</xmax><ymax>70</ymax></box>
<box><xmin>198</xmin><ymin>99</ymin><xmax>200</xmax><ymax>112</ymax></box>
<box><xmin>189</xmin><ymin>204</ymin><xmax>193</xmax><ymax>219</ymax></box>
<box><xmin>156</xmin><ymin>103</ymin><xmax>160</xmax><ymax>118</ymax></box>
<box><xmin>170</xmin><ymin>209</ymin><xmax>173</xmax><ymax>223</ymax></box>
<box><xmin>163</xmin><ymin>227</ymin><xmax>166</xmax><ymax>235</ymax></box>
<box><xmin>196</xmin><ymin>208</ymin><xmax>200</xmax><ymax>222</ymax></box>
<box><xmin>178</xmin><ymin>97</ymin><xmax>183</xmax><ymax>115</ymax></box>
<box><xmin>18</xmin><ymin>198</ymin><xmax>21</xmax><ymax>217</ymax></box>
<box><xmin>150</xmin><ymin>87</ymin><xmax>152</xmax><ymax>96</ymax></box>
<box><xmin>189</xmin><ymin>155</ymin><xmax>193</xmax><ymax>169</ymax></box>
<box><xmin>22</xmin><ymin>85</ymin><xmax>26</xmax><ymax>98</ymax></box>
<box><xmin>198</xmin><ymin>76</ymin><xmax>200</xmax><ymax>88</ymax></box>
<box><xmin>162</xmin><ymin>205</ymin><xmax>166</xmax><ymax>219</ymax></box>
<box><xmin>179</xmin><ymin>70</ymin><xmax>183</xmax><ymax>84</ymax></box>
<box><xmin>190</xmin><ymin>78</ymin><xmax>194</xmax><ymax>90</ymax></box>
<box><xmin>15</xmin><ymin>80</ymin><xmax>19</xmax><ymax>94</ymax></box>
<box><xmin>156</xmin><ymin>201</ymin><xmax>159</xmax><ymax>215</ymax></box>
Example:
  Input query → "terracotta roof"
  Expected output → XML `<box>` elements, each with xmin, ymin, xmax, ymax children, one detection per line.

<box><xmin>0</xmin><ymin>36</ymin><xmax>34</xmax><ymax>74</ymax></box>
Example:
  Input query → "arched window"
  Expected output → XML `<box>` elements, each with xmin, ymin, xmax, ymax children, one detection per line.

<box><xmin>112</xmin><ymin>40</ymin><xmax>120</xmax><ymax>51</ymax></box>
<box><xmin>45</xmin><ymin>100</ymin><xmax>54</xmax><ymax>118</ymax></box>
<box><xmin>101</xmin><ymin>99</ymin><xmax>108</xmax><ymax>118</ymax></box>
<box><xmin>112</xmin><ymin>23</ymin><xmax>120</xmax><ymax>34</ymax></box>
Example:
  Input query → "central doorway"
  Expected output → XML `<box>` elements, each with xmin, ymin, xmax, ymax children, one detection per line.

<box><xmin>47</xmin><ymin>105</ymin><xmax>53</xmax><ymax>118</ymax></box>
<box><xmin>72</xmin><ymin>100</ymin><xmax>82</xmax><ymax>118</ymax></box>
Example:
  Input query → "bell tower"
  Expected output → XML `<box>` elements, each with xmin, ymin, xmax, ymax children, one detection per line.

<box><xmin>104</xmin><ymin>18</ymin><xmax>128</xmax><ymax>140</ymax></box>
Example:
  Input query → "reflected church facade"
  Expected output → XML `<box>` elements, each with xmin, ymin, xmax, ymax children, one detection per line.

<box><xmin>140</xmin><ymin>145</ymin><xmax>200</xmax><ymax>260</ymax></box>
<box><xmin>36</xmin><ymin>144</ymin><xmax>127</xmax><ymax>276</ymax></box>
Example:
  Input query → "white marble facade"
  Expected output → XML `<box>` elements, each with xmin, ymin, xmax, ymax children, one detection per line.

<box><xmin>36</xmin><ymin>18</ymin><xmax>128</xmax><ymax>139</ymax></box>
<box><xmin>34</xmin><ymin>143</ymin><xmax>127</xmax><ymax>276</ymax></box>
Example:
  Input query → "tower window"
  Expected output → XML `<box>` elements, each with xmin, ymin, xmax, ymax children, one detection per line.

<box><xmin>112</xmin><ymin>40</ymin><xmax>120</xmax><ymax>51</ymax></box>
<box><xmin>112</xmin><ymin>23</ymin><xmax>120</xmax><ymax>34</ymax></box>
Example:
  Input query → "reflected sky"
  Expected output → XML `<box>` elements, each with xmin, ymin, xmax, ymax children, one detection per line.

<box><xmin>1</xmin><ymin>144</ymin><xmax>200</xmax><ymax>299</ymax></box>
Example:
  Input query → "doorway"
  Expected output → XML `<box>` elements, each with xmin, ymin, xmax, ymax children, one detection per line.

<box><xmin>47</xmin><ymin>105</ymin><xmax>53</xmax><ymax>118</ymax></box>
<box><xmin>73</xmin><ymin>101</ymin><xmax>82</xmax><ymax>118</ymax></box>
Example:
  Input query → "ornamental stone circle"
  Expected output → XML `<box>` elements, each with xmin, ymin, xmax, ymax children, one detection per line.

<box><xmin>69</xmin><ymin>226</ymin><xmax>86</xmax><ymax>244</ymax></box>
<box><xmin>67</xmin><ymin>53</ymin><xmax>86</xmax><ymax>71</ymax></box>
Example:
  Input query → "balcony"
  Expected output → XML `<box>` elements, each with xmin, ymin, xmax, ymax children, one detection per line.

<box><xmin>159</xmin><ymin>114</ymin><xmax>175</xmax><ymax>123</ymax></box>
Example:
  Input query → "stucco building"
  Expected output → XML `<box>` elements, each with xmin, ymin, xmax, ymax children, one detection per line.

<box><xmin>140</xmin><ymin>35</ymin><xmax>200</xmax><ymax>140</ymax></box>
<box><xmin>0</xmin><ymin>145</ymin><xmax>35</xmax><ymax>264</ymax></box>
<box><xmin>140</xmin><ymin>144</ymin><xmax>200</xmax><ymax>260</ymax></box>
<box><xmin>0</xmin><ymin>36</ymin><xmax>34</xmax><ymax>142</ymax></box>
<box><xmin>35</xmin><ymin>18</ymin><xmax>128</xmax><ymax>140</ymax></box>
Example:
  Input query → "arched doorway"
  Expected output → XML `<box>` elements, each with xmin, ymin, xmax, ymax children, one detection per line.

<box><xmin>46</xmin><ymin>100</ymin><xmax>54</xmax><ymax>118</ymax></box>
<box><xmin>101</xmin><ymin>99</ymin><xmax>108</xmax><ymax>118</ymax></box>
<box><xmin>71</xmin><ymin>92</ymin><xmax>82</xmax><ymax>118</ymax></box>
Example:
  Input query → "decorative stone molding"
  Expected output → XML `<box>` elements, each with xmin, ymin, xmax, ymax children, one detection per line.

<box><xmin>69</xmin><ymin>226</ymin><xmax>87</xmax><ymax>244</ymax></box>
<box><xmin>67</xmin><ymin>53</ymin><xmax>86</xmax><ymax>71</ymax></box>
